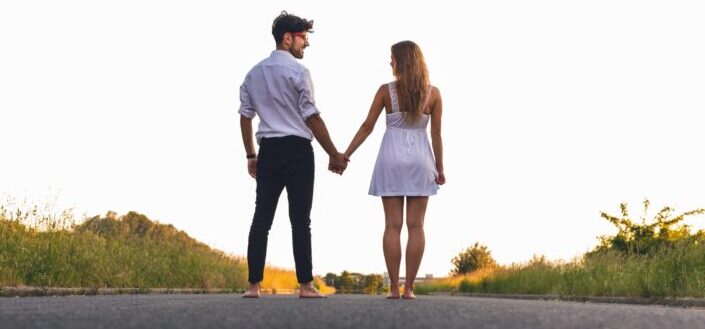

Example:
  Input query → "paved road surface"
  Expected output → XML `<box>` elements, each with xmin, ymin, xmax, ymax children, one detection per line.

<box><xmin>2</xmin><ymin>294</ymin><xmax>704</xmax><ymax>329</ymax></box>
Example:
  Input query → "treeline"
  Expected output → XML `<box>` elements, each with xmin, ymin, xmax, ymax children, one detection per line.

<box><xmin>324</xmin><ymin>271</ymin><xmax>385</xmax><ymax>294</ymax></box>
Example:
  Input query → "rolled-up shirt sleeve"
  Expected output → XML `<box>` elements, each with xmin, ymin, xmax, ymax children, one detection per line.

<box><xmin>295</xmin><ymin>68</ymin><xmax>320</xmax><ymax>119</ymax></box>
<box><xmin>238</xmin><ymin>83</ymin><xmax>256</xmax><ymax>118</ymax></box>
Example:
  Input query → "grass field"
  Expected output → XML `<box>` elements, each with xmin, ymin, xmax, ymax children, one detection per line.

<box><xmin>6</xmin><ymin>200</ymin><xmax>703</xmax><ymax>298</ymax></box>
<box><xmin>417</xmin><ymin>246</ymin><xmax>705</xmax><ymax>298</ymax></box>
<box><xmin>0</xmin><ymin>202</ymin><xmax>332</xmax><ymax>293</ymax></box>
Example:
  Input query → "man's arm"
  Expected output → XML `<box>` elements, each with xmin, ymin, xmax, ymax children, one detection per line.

<box><xmin>306</xmin><ymin>114</ymin><xmax>347</xmax><ymax>174</ymax></box>
<box><xmin>305</xmin><ymin>114</ymin><xmax>337</xmax><ymax>156</ymax></box>
<box><xmin>296</xmin><ymin>68</ymin><xmax>347</xmax><ymax>174</ymax></box>
<box><xmin>240</xmin><ymin>115</ymin><xmax>256</xmax><ymax>155</ymax></box>
<box><xmin>240</xmin><ymin>115</ymin><xmax>257</xmax><ymax>178</ymax></box>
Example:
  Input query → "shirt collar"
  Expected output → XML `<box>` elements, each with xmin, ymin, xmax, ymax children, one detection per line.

<box><xmin>271</xmin><ymin>50</ymin><xmax>296</xmax><ymax>61</ymax></box>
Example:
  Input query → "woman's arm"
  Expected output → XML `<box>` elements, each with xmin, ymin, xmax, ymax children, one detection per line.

<box><xmin>430</xmin><ymin>87</ymin><xmax>445</xmax><ymax>185</ymax></box>
<box><xmin>344</xmin><ymin>85</ymin><xmax>386</xmax><ymax>159</ymax></box>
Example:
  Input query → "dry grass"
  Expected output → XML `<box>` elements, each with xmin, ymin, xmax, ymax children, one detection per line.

<box><xmin>415</xmin><ymin>268</ymin><xmax>496</xmax><ymax>295</ymax></box>
<box><xmin>259</xmin><ymin>267</ymin><xmax>335</xmax><ymax>294</ymax></box>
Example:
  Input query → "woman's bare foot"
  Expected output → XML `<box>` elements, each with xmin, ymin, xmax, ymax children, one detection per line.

<box><xmin>402</xmin><ymin>287</ymin><xmax>416</xmax><ymax>299</ymax></box>
<box><xmin>299</xmin><ymin>281</ymin><xmax>327</xmax><ymax>298</ymax></box>
<box><xmin>386</xmin><ymin>286</ymin><xmax>401</xmax><ymax>299</ymax></box>
<box><xmin>242</xmin><ymin>283</ymin><xmax>260</xmax><ymax>298</ymax></box>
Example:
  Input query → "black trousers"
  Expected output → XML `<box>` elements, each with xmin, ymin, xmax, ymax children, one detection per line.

<box><xmin>247</xmin><ymin>136</ymin><xmax>315</xmax><ymax>284</ymax></box>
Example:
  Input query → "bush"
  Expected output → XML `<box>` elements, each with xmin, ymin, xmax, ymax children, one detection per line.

<box><xmin>592</xmin><ymin>199</ymin><xmax>705</xmax><ymax>255</ymax></box>
<box><xmin>451</xmin><ymin>242</ymin><xmax>497</xmax><ymax>276</ymax></box>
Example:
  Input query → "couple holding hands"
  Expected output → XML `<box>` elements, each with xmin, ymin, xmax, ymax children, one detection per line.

<box><xmin>238</xmin><ymin>11</ymin><xmax>445</xmax><ymax>299</ymax></box>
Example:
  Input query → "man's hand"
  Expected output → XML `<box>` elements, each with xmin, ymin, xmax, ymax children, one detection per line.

<box><xmin>328</xmin><ymin>153</ymin><xmax>349</xmax><ymax>175</ymax></box>
<box><xmin>248</xmin><ymin>158</ymin><xmax>257</xmax><ymax>179</ymax></box>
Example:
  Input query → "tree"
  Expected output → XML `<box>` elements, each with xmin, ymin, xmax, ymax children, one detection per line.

<box><xmin>329</xmin><ymin>271</ymin><xmax>384</xmax><ymax>294</ymax></box>
<box><xmin>335</xmin><ymin>271</ymin><xmax>354</xmax><ymax>291</ymax></box>
<box><xmin>592</xmin><ymin>199</ymin><xmax>705</xmax><ymax>255</ymax></box>
<box><xmin>362</xmin><ymin>274</ymin><xmax>384</xmax><ymax>294</ymax></box>
<box><xmin>324</xmin><ymin>273</ymin><xmax>337</xmax><ymax>287</ymax></box>
<box><xmin>451</xmin><ymin>242</ymin><xmax>497</xmax><ymax>276</ymax></box>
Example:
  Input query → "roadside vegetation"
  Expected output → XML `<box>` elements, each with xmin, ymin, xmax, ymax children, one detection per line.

<box><xmin>417</xmin><ymin>200</ymin><xmax>705</xmax><ymax>298</ymax></box>
<box><xmin>0</xmin><ymin>199</ymin><xmax>331</xmax><ymax>293</ymax></box>
<box><xmin>5</xmin><ymin>198</ymin><xmax>702</xmax><ymax>298</ymax></box>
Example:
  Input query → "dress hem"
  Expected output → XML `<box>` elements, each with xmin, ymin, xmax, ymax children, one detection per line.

<box><xmin>368</xmin><ymin>190</ymin><xmax>438</xmax><ymax>197</ymax></box>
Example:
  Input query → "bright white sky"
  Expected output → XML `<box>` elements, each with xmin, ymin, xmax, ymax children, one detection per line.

<box><xmin>2</xmin><ymin>0</ymin><xmax>705</xmax><ymax>277</ymax></box>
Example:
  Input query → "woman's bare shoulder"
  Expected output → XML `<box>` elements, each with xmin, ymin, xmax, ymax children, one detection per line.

<box><xmin>430</xmin><ymin>86</ymin><xmax>442</xmax><ymax>103</ymax></box>
<box><xmin>430</xmin><ymin>85</ymin><xmax>441</xmax><ymax>96</ymax></box>
<box><xmin>378</xmin><ymin>83</ymin><xmax>392</xmax><ymax>112</ymax></box>
<box><xmin>428</xmin><ymin>86</ymin><xmax>442</xmax><ymax>114</ymax></box>
<box><xmin>377</xmin><ymin>83</ymin><xmax>391</xmax><ymax>100</ymax></box>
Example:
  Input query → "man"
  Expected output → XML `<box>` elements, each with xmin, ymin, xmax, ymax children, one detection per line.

<box><xmin>238</xmin><ymin>11</ymin><xmax>348</xmax><ymax>298</ymax></box>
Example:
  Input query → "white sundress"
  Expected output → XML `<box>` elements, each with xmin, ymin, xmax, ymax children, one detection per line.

<box><xmin>369</xmin><ymin>82</ymin><xmax>439</xmax><ymax>197</ymax></box>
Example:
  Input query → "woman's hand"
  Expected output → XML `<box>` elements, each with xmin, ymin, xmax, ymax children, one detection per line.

<box><xmin>435</xmin><ymin>172</ymin><xmax>446</xmax><ymax>185</ymax></box>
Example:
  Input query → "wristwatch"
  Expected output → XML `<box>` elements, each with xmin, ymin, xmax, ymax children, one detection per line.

<box><xmin>246</xmin><ymin>153</ymin><xmax>256</xmax><ymax>159</ymax></box>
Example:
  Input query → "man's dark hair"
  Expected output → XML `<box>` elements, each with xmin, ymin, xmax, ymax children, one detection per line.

<box><xmin>272</xmin><ymin>11</ymin><xmax>314</xmax><ymax>45</ymax></box>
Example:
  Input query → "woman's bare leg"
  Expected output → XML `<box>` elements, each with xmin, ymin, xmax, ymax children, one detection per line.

<box><xmin>382</xmin><ymin>196</ymin><xmax>404</xmax><ymax>298</ymax></box>
<box><xmin>403</xmin><ymin>196</ymin><xmax>429</xmax><ymax>299</ymax></box>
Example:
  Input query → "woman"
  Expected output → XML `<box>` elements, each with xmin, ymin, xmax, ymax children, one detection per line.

<box><xmin>344</xmin><ymin>41</ymin><xmax>445</xmax><ymax>299</ymax></box>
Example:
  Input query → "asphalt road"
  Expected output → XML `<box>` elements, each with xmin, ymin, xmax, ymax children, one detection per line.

<box><xmin>1</xmin><ymin>294</ymin><xmax>704</xmax><ymax>329</ymax></box>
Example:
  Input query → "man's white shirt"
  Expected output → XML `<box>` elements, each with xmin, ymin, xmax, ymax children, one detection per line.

<box><xmin>238</xmin><ymin>50</ymin><xmax>320</xmax><ymax>143</ymax></box>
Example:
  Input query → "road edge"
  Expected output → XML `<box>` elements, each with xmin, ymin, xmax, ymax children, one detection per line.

<box><xmin>432</xmin><ymin>292</ymin><xmax>705</xmax><ymax>309</ymax></box>
<box><xmin>0</xmin><ymin>286</ymin><xmax>246</xmax><ymax>297</ymax></box>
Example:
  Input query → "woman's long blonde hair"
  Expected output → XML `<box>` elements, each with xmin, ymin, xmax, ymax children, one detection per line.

<box><xmin>391</xmin><ymin>41</ymin><xmax>430</xmax><ymax>123</ymax></box>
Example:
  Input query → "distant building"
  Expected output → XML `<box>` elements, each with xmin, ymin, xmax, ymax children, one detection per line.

<box><xmin>383</xmin><ymin>273</ymin><xmax>434</xmax><ymax>288</ymax></box>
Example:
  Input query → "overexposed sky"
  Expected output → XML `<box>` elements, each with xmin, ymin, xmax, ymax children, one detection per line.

<box><xmin>2</xmin><ymin>0</ymin><xmax>705</xmax><ymax>277</ymax></box>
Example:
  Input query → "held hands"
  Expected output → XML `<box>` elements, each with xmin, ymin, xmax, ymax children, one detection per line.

<box><xmin>249</xmin><ymin>153</ymin><xmax>349</xmax><ymax>178</ymax></box>
<box><xmin>328</xmin><ymin>152</ymin><xmax>350</xmax><ymax>175</ymax></box>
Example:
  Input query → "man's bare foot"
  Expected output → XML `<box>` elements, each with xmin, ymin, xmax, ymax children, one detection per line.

<box><xmin>402</xmin><ymin>287</ymin><xmax>416</xmax><ymax>299</ymax></box>
<box><xmin>242</xmin><ymin>283</ymin><xmax>260</xmax><ymax>298</ymax></box>
<box><xmin>298</xmin><ymin>281</ymin><xmax>327</xmax><ymax>298</ymax></box>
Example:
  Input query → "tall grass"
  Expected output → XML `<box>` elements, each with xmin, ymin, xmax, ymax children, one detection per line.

<box><xmin>417</xmin><ymin>245</ymin><xmax>705</xmax><ymax>298</ymax></box>
<box><xmin>418</xmin><ymin>200</ymin><xmax>705</xmax><ymax>298</ymax></box>
<box><xmin>1</xmin><ymin>202</ymin><xmax>248</xmax><ymax>289</ymax></box>
<box><xmin>0</xmin><ymin>200</ymin><xmax>335</xmax><ymax>292</ymax></box>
